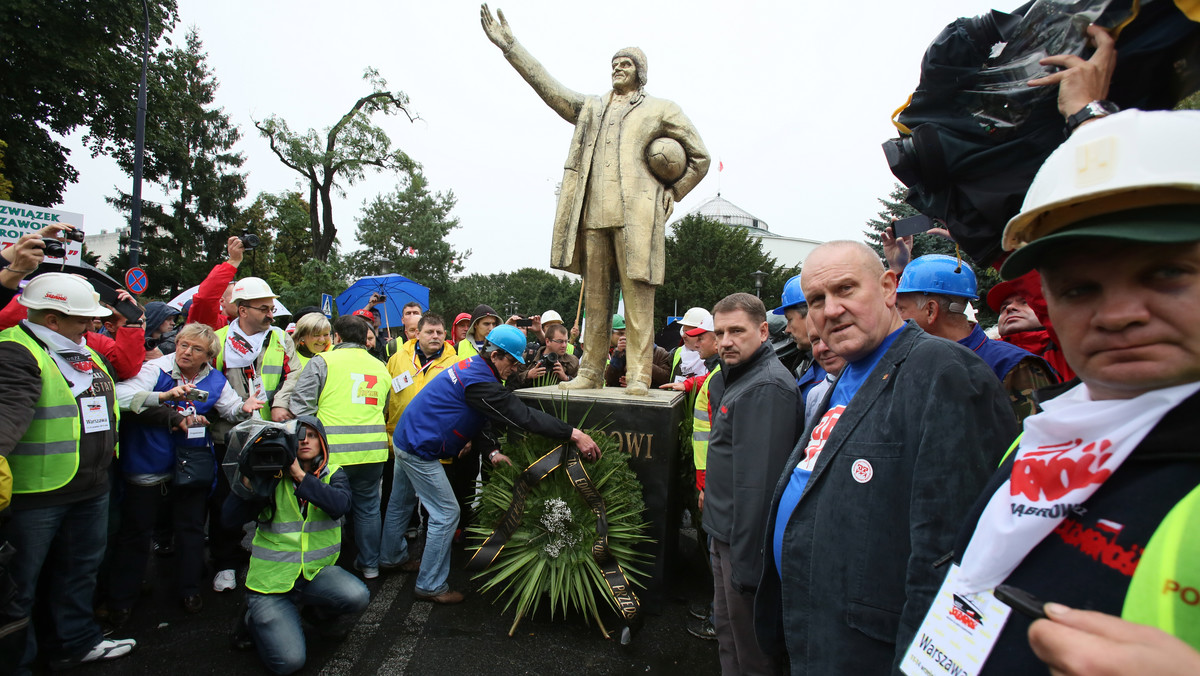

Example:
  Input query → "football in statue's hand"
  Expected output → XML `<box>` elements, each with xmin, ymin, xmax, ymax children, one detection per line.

<box><xmin>645</xmin><ymin>137</ymin><xmax>686</xmax><ymax>184</ymax></box>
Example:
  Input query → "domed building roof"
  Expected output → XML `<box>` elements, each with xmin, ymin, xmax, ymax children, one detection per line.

<box><xmin>685</xmin><ymin>194</ymin><xmax>770</xmax><ymax>234</ymax></box>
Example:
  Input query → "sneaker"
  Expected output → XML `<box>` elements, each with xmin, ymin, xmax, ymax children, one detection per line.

<box><xmin>50</xmin><ymin>637</ymin><xmax>136</xmax><ymax>669</ymax></box>
<box><xmin>687</xmin><ymin>618</ymin><xmax>717</xmax><ymax>641</ymax></box>
<box><xmin>359</xmin><ymin>566</ymin><xmax>379</xmax><ymax>580</ymax></box>
<box><xmin>687</xmin><ymin>602</ymin><xmax>709</xmax><ymax>620</ymax></box>
<box><xmin>212</xmin><ymin>569</ymin><xmax>237</xmax><ymax>592</ymax></box>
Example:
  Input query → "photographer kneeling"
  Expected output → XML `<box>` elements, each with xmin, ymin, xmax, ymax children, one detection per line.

<box><xmin>507</xmin><ymin>323</ymin><xmax>578</xmax><ymax>389</ymax></box>
<box><xmin>223</xmin><ymin>417</ymin><xmax>368</xmax><ymax>675</ymax></box>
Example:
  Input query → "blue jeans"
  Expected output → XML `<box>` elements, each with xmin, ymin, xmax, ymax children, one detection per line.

<box><xmin>382</xmin><ymin>450</ymin><xmax>459</xmax><ymax>596</ymax></box>
<box><xmin>245</xmin><ymin>565</ymin><xmax>369</xmax><ymax>675</ymax></box>
<box><xmin>0</xmin><ymin>492</ymin><xmax>108</xmax><ymax>668</ymax></box>
<box><xmin>340</xmin><ymin>462</ymin><xmax>384</xmax><ymax>570</ymax></box>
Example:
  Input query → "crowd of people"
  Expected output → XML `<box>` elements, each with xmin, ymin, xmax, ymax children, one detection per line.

<box><xmin>2</xmin><ymin>22</ymin><xmax>1200</xmax><ymax>676</ymax></box>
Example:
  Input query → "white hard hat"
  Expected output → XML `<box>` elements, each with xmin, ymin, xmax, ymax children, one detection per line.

<box><xmin>230</xmin><ymin>277</ymin><xmax>277</xmax><ymax>303</ymax></box>
<box><xmin>540</xmin><ymin>310</ymin><xmax>563</xmax><ymax>325</ymax></box>
<box><xmin>679</xmin><ymin>306</ymin><xmax>711</xmax><ymax>335</ymax></box>
<box><xmin>19</xmin><ymin>273</ymin><xmax>111</xmax><ymax>317</ymax></box>
<box><xmin>1003</xmin><ymin>109</ymin><xmax>1200</xmax><ymax>253</ymax></box>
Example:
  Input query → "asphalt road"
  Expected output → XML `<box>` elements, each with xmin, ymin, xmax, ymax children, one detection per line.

<box><xmin>66</xmin><ymin>529</ymin><xmax>719</xmax><ymax>676</ymax></box>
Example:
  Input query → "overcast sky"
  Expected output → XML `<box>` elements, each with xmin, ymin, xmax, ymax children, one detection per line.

<box><xmin>57</xmin><ymin>0</ymin><xmax>1006</xmax><ymax>277</ymax></box>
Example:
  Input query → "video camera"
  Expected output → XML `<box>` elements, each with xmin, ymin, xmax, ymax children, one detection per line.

<box><xmin>223</xmin><ymin>419</ymin><xmax>299</xmax><ymax>498</ymax></box>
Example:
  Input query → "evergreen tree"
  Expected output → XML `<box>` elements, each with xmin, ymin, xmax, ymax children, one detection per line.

<box><xmin>864</xmin><ymin>183</ymin><xmax>1000</xmax><ymax>327</ymax></box>
<box><xmin>104</xmin><ymin>30</ymin><xmax>246</xmax><ymax>298</ymax></box>
<box><xmin>349</xmin><ymin>170</ymin><xmax>468</xmax><ymax>301</ymax></box>
<box><xmin>441</xmin><ymin>269</ymin><xmax>580</xmax><ymax>325</ymax></box>
<box><xmin>656</xmin><ymin>214</ymin><xmax>795</xmax><ymax>324</ymax></box>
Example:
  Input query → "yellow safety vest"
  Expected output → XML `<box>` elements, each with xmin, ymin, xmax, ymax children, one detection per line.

<box><xmin>316</xmin><ymin>348</ymin><xmax>391</xmax><ymax>465</ymax></box>
<box><xmin>1123</xmin><ymin>483</ymin><xmax>1200</xmax><ymax>646</ymax></box>
<box><xmin>0</xmin><ymin>326</ymin><xmax>119</xmax><ymax>494</ymax></box>
<box><xmin>215</xmin><ymin>325</ymin><xmax>290</xmax><ymax>419</ymax></box>
<box><xmin>385</xmin><ymin>341</ymin><xmax>460</xmax><ymax>439</ymax></box>
<box><xmin>692</xmin><ymin>364</ymin><xmax>720</xmax><ymax>472</ymax></box>
<box><xmin>457</xmin><ymin>339</ymin><xmax>480</xmax><ymax>359</ymax></box>
<box><xmin>246</xmin><ymin>465</ymin><xmax>344</xmax><ymax>593</ymax></box>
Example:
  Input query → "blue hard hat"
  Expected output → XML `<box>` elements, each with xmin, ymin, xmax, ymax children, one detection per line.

<box><xmin>896</xmin><ymin>254</ymin><xmax>979</xmax><ymax>300</ymax></box>
<box><xmin>771</xmin><ymin>274</ymin><xmax>805</xmax><ymax>315</ymax></box>
<box><xmin>485</xmin><ymin>324</ymin><xmax>527</xmax><ymax>364</ymax></box>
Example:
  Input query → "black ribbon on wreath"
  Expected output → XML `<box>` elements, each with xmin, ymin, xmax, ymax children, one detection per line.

<box><xmin>467</xmin><ymin>443</ymin><xmax>641</xmax><ymax>643</ymax></box>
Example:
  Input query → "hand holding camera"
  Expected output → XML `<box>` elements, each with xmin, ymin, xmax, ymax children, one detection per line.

<box><xmin>160</xmin><ymin>383</ymin><xmax>196</xmax><ymax>403</ymax></box>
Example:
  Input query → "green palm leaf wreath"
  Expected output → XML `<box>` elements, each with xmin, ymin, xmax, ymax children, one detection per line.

<box><xmin>467</xmin><ymin>402</ymin><xmax>651</xmax><ymax>639</ymax></box>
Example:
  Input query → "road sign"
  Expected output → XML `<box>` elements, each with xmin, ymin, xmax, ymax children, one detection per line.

<box><xmin>125</xmin><ymin>267</ymin><xmax>149</xmax><ymax>295</ymax></box>
<box><xmin>321</xmin><ymin>293</ymin><xmax>333</xmax><ymax>318</ymax></box>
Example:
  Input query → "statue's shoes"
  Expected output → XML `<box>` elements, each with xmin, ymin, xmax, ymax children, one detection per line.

<box><xmin>560</xmin><ymin>375</ymin><xmax>602</xmax><ymax>390</ymax></box>
<box><xmin>625</xmin><ymin>382</ymin><xmax>649</xmax><ymax>396</ymax></box>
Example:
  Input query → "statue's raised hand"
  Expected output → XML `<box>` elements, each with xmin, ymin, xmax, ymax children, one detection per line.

<box><xmin>480</xmin><ymin>4</ymin><xmax>514</xmax><ymax>51</ymax></box>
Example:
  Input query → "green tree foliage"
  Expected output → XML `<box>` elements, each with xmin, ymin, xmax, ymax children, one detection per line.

<box><xmin>0</xmin><ymin>141</ymin><xmax>13</xmax><ymax>200</ymax></box>
<box><xmin>233</xmin><ymin>191</ymin><xmax>316</xmax><ymax>289</ymax></box>
<box><xmin>104</xmin><ymin>29</ymin><xmax>246</xmax><ymax>299</ymax></box>
<box><xmin>273</xmin><ymin>254</ymin><xmax>352</xmax><ymax>317</ymax></box>
<box><xmin>656</xmin><ymin>214</ymin><xmax>795</xmax><ymax>323</ymax></box>
<box><xmin>349</xmin><ymin>170</ymin><xmax>469</xmax><ymax>302</ymax></box>
<box><xmin>864</xmin><ymin>183</ymin><xmax>1000</xmax><ymax>328</ymax></box>
<box><xmin>255</xmin><ymin>69</ymin><xmax>417</xmax><ymax>263</ymax></box>
<box><xmin>442</xmin><ymin>269</ymin><xmax>581</xmax><ymax>325</ymax></box>
<box><xmin>0</xmin><ymin>0</ymin><xmax>178</xmax><ymax>205</ymax></box>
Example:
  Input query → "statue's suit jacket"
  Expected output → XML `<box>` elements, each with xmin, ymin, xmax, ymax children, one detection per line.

<box><xmin>502</xmin><ymin>42</ymin><xmax>709</xmax><ymax>285</ymax></box>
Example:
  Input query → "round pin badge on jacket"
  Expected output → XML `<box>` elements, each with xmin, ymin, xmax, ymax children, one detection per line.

<box><xmin>851</xmin><ymin>459</ymin><xmax>873</xmax><ymax>483</ymax></box>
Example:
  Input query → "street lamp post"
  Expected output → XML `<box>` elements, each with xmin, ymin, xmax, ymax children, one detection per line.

<box><xmin>751</xmin><ymin>270</ymin><xmax>767</xmax><ymax>298</ymax></box>
<box><xmin>128</xmin><ymin>0</ymin><xmax>151</xmax><ymax>268</ymax></box>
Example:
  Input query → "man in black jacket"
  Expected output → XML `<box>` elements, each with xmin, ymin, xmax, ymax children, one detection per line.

<box><xmin>702</xmin><ymin>293</ymin><xmax>800</xmax><ymax>675</ymax></box>
<box><xmin>755</xmin><ymin>241</ymin><xmax>1016</xmax><ymax>675</ymax></box>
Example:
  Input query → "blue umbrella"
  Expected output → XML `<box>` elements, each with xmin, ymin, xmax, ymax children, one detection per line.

<box><xmin>335</xmin><ymin>274</ymin><xmax>430</xmax><ymax>330</ymax></box>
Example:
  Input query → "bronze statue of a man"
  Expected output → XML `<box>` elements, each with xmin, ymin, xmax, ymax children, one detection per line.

<box><xmin>481</xmin><ymin>4</ymin><xmax>710</xmax><ymax>395</ymax></box>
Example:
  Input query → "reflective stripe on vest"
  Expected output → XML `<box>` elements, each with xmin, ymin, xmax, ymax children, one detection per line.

<box><xmin>691</xmin><ymin>364</ymin><xmax>720</xmax><ymax>472</ymax></box>
<box><xmin>0</xmin><ymin>326</ymin><xmax>119</xmax><ymax>493</ymax></box>
<box><xmin>215</xmin><ymin>325</ymin><xmax>289</xmax><ymax>418</ymax></box>
<box><xmin>316</xmin><ymin>348</ymin><xmax>390</xmax><ymax>465</ymax></box>
<box><xmin>1121</xmin><ymin>483</ymin><xmax>1200</xmax><ymax>646</ymax></box>
<box><xmin>246</xmin><ymin>466</ymin><xmax>344</xmax><ymax>593</ymax></box>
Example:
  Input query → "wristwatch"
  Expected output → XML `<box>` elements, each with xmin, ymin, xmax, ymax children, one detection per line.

<box><xmin>1065</xmin><ymin>100</ymin><xmax>1119</xmax><ymax>135</ymax></box>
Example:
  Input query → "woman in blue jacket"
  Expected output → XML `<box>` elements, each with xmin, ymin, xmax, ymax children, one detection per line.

<box><xmin>107</xmin><ymin>322</ymin><xmax>261</xmax><ymax>625</ymax></box>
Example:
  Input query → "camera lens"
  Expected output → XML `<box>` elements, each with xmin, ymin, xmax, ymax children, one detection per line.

<box><xmin>43</xmin><ymin>240</ymin><xmax>66</xmax><ymax>258</ymax></box>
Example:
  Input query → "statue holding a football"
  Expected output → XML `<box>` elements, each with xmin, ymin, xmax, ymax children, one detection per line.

<box><xmin>481</xmin><ymin>4</ymin><xmax>710</xmax><ymax>395</ymax></box>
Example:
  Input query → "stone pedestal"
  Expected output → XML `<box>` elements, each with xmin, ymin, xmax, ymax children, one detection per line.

<box><xmin>514</xmin><ymin>386</ymin><xmax>687</xmax><ymax>608</ymax></box>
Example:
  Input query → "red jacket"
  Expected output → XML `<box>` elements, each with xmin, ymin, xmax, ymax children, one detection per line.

<box><xmin>187</xmin><ymin>261</ymin><xmax>236</xmax><ymax>330</ymax></box>
<box><xmin>0</xmin><ymin>297</ymin><xmax>145</xmax><ymax>380</ymax></box>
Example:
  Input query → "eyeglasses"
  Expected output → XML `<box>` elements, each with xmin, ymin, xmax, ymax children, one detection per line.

<box><xmin>242</xmin><ymin>304</ymin><xmax>274</xmax><ymax>314</ymax></box>
<box><xmin>548</xmin><ymin>339</ymin><xmax>568</xmax><ymax>344</ymax></box>
<box><xmin>176</xmin><ymin>341</ymin><xmax>208</xmax><ymax>355</ymax></box>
